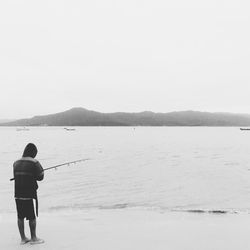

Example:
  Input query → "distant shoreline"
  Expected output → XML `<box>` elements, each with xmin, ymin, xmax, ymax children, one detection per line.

<box><xmin>0</xmin><ymin>125</ymin><xmax>249</xmax><ymax>128</ymax></box>
<box><xmin>2</xmin><ymin>107</ymin><xmax>250</xmax><ymax>126</ymax></box>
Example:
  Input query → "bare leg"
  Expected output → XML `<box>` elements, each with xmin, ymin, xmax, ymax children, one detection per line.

<box><xmin>29</xmin><ymin>219</ymin><xmax>37</xmax><ymax>240</ymax></box>
<box><xmin>17</xmin><ymin>218</ymin><xmax>29</xmax><ymax>244</ymax></box>
<box><xmin>29</xmin><ymin>219</ymin><xmax>44</xmax><ymax>244</ymax></box>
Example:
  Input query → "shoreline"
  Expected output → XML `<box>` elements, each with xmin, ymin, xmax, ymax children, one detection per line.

<box><xmin>1</xmin><ymin>209</ymin><xmax>250</xmax><ymax>250</ymax></box>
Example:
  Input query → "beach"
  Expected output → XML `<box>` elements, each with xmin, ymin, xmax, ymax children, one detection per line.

<box><xmin>1</xmin><ymin>0</ymin><xmax>250</xmax><ymax>247</ymax></box>
<box><xmin>1</xmin><ymin>210</ymin><xmax>250</xmax><ymax>250</ymax></box>
<box><xmin>1</xmin><ymin>127</ymin><xmax>250</xmax><ymax>249</ymax></box>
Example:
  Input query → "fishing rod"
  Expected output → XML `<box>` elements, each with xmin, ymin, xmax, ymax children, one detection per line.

<box><xmin>10</xmin><ymin>158</ymin><xmax>90</xmax><ymax>181</ymax></box>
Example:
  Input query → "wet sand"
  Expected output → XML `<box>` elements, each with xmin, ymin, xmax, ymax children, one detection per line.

<box><xmin>1</xmin><ymin>210</ymin><xmax>250</xmax><ymax>250</ymax></box>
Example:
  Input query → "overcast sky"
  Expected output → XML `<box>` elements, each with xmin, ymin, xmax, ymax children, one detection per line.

<box><xmin>0</xmin><ymin>0</ymin><xmax>249</xmax><ymax>119</ymax></box>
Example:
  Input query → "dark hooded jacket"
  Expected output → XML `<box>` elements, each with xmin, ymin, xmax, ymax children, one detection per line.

<box><xmin>13</xmin><ymin>143</ymin><xmax>44</xmax><ymax>199</ymax></box>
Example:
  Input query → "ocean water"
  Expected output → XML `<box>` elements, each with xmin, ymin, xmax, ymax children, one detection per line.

<box><xmin>1</xmin><ymin>127</ymin><xmax>250</xmax><ymax>214</ymax></box>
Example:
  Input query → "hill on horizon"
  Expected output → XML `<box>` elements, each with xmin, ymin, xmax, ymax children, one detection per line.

<box><xmin>2</xmin><ymin>107</ymin><xmax>250</xmax><ymax>126</ymax></box>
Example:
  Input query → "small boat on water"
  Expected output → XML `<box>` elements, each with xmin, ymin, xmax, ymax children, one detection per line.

<box><xmin>16</xmin><ymin>127</ymin><xmax>29</xmax><ymax>131</ymax></box>
<box><xmin>64</xmin><ymin>128</ymin><xmax>76</xmax><ymax>131</ymax></box>
<box><xmin>240</xmin><ymin>128</ymin><xmax>250</xmax><ymax>131</ymax></box>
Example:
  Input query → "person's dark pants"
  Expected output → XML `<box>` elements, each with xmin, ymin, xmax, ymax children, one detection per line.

<box><xmin>15</xmin><ymin>199</ymin><xmax>36</xmax><ymax>220</ymax></box>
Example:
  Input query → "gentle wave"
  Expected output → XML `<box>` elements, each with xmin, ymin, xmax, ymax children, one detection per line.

<box><xmin>47</xmin><ymin>203</ymin><xmax>240</xmax><ymax>214</ymax></box>
<box><xmin>171</xmin><ymin>209</ymin><xmax>231</xmax><ymax>214</ymax></box>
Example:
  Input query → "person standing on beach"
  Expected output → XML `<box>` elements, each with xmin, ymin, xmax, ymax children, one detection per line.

<box><xmin>13</xmin><ymin>143</ymin><xmax>44</xmax><ymax>245</ymax></box>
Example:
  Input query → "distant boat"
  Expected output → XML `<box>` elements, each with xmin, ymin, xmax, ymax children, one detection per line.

<box><xmin>16</xmin><ymin>127</ymin><xmax>29</xmax><ymax>131</ymax></box>
<box><xmin>240</xmin><ymin>128</ymin><xmax>250</xmax><ymax>131</ymax></box>
<box><xmin>64</xmin><ymin>128</ymin><xmax>76</xmax><ymax>131</ymax></box>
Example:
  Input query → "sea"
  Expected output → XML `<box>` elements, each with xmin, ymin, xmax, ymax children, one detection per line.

<box><xmin>1</xmin><ymin>126</ymin><xmax>250</xmax><ymax>215</ymax></box>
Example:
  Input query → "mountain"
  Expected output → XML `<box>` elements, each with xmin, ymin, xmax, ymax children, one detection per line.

<box><xmin>2</xmin><ymin>107</ymin><xmax>250</xmax><ymax>126</ymax></box>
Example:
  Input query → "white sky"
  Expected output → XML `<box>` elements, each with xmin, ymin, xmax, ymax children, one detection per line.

<box><xmin>0</xmin><ymin>0</ymin><xmax>250</xmax><ymax>118</ymax></box>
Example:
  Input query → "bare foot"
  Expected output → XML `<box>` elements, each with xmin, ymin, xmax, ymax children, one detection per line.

<box><xmin>30</xmin><ymin>238</ymin><xmax>45</xmax><ymax>245</ymax></box>
<box><xmin>20</xmin><ymin>237</ymin><xmax>30</xmax><ymax>245</ymax></box>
